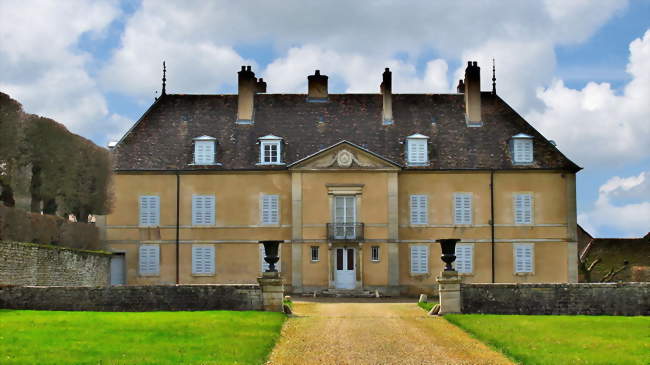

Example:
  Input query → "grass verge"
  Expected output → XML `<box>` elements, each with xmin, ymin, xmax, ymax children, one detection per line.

<box><xmin>445</xmin><ymin>314</ymin><xmax>650</xmax><ymax>365</ymax></box>
<box><xmin>0</xmin><ymin>309</ymin><xmax>285</xmax><ymax>364</ymax></box>
<box><xmin>417</xmin><ymin>301</ymin><xmax>436</xmax><ymax>312</ymax></box>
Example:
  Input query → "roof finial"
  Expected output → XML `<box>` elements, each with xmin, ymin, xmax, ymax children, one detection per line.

<box><xmin>161</xmin><ymin>61</ymin><xmax>167</xmax><ymax>96</ymax></box>
<box><xmin>492</xmin><ymin>58</ymin><xmax>496</xmax><ymax>95</ymax></box>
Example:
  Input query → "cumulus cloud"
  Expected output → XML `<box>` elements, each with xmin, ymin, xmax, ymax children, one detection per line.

<box><xmin>0</xmin><ymin>0</ymin><xmax>120</xmax><ymax>138</ymax></box>
<box><xmin>579</xmin><ymin>171</ymin><xmax>650</xmax><ymax>237</ymax></box>
<box><xmin>527</xmin><ymin>30</ymin><xmax>650</xmax><ymax>168</ymax></box>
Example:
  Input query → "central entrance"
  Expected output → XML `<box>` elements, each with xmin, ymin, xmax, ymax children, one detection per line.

<box><xmin>335</xmin><ymin>247</ymin><xmax>356</xmax><ymax>289</ymax></box>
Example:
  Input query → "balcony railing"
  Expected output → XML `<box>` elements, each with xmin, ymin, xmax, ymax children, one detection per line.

<box><xmin>327</xmin><ymin>223</ymin><xmax>364</xmax><ymax>242</ymax></box>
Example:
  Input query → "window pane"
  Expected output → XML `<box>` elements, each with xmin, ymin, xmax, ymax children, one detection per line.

<box><xmin>336</xmin><ymin>249</ymin><xmax>343</xmax><ymax>270</ymax></box>
<box><xmin>347</xmin><ymin>249</ymin><xmax>354</xmax><ymax>270</ymax></box>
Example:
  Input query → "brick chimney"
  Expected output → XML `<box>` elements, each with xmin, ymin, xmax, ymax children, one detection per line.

<box><xmin>237</xmin><ymin>65</ymin><xmax>256</xmax><ymax>123</ymax></box>
<box><xmin>464</xmin><ymin>61</ymin><xmax>481</xmax><ymax>126</ymax></box>
<box><xmin>307</xmin><ymin>70</ymin><xmax>328</xmax><ymax>101</ymax></box>
<box><xmin>381</xmin><ymin>68</ymin><xmax>393</xmax><ymax>124</ymax></box>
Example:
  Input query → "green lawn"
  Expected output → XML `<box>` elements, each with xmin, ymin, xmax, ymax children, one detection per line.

<box><xmin>417</xmin><ymin>301</ymin><xmax>437</xmax><ymax>312</ymax></box>
<box><xmin>0</xmin><ymin>310</ymin><xmax>285</xmax><ymax>364</ymax></box>
<box><xmin>445</xmin><ymin>314</ymin><xmax>650</xmax><ymax>365</ymax></box>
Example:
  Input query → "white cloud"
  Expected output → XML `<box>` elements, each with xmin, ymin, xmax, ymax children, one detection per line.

<box><xmin>527</xmin><ymin>30</ymin><xmax>650</xmax><ymax>168</ymax></box>
<box><xmin>0</xmin><ymin>0</ymin><xmax>120</xmax><ymax>138</ymax></box>
<box><xmin>579</xmin><ymin>171</ymin><xmax>650</xmax><ymax>237</ymax></box>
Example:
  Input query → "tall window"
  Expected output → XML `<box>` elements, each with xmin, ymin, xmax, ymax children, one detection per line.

<box><xmin>261</xmin><ymin>194</ymin><xmax>280</xmax><ymax>225</ymax></box>
<box><xmin>410</xmin><ymin>245</ymin><xmax>428</xmax><ymax>274</ymax></box>
<box><xmin>514</xmin><ymin>193</ymin><xmax>533</xmax><ymax>225</ymax></box>
<box><xmin>192</xmin><ymin>195</ymin><xmax>215</xmax><ymax>226</ymax></box>
<box><xmin>139</xmin><ymin>244</ymin><xmax>160</xmax><ymax>276</ymax></box>
<box><xmin>192</xmin><ymin>245</ymin><xmax>215</xmax><ymax>275</ymax></box>
<box><xmin>193</xmin><ymin>136</ymin><xmax>216</xmax><ymax>165</ymax></box>
<box><xmin>406</xmin><ymin>134</ymin><xmax>429</xmax><ymax>165</ymax></box>
<box><xmin>512</xmin><ymin>134</ymin><xmax>533</xmax><ymax>164</ymax></box>
<box><xmin>260</xmin><ymin>244</ymin><xmax>281</xmax><ymax>272</ymax></box>
<box><xmin>333</xmin><ymin>195</ymin><xmax>356</xmax><ymax>239</ymax></box>
<box><xmin>259</xmin><ymin>135</ymin><xmax>283</xmax><ymax>164</ymax></box>
<box><xmin>410</xmin><ymin>194</ymin><xmax>428</xmax><ymax>225</ymax></box>
<box><xmin>514</xmin><ymin>243</ymin><xmax>534</xmax><ymax>273</ymax></box>
<box><xmin>454</xmin><ymin>244</ymin><xmax>473</xmax><ymax>274</ymax></box>
<box><xmin>371</xmin><ymin>246</ymin><xmax>380</xmax><ymax>262</ymax></box>
<box><xmin>311</xmin><ymin>246</ymin><xmax>320</xmax><ymax>261</ymax></box>
<box><xmin>139</xmin><ymin>195</ymin><xmax>160</xmax><ymax>227</ymax></box>
<box><xmin>453</xmin><ymin>193</ymin><xmax>472</xmax><ymax>225</ymax></box>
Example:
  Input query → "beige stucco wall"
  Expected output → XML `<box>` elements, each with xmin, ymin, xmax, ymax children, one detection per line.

<box><xmin>105</xmin><ymin>167</ymin><xmax>575</xmax><ymax>289</ymax></box>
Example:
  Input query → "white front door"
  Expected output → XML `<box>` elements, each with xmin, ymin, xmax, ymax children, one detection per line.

<box><xmin>110</xmin><ymin>254</ymin><xmax>125</xmax><ymax>285</ymax></box>
<box><xmin>335</xmin><ymin>247</ymin><xmax>356</xmax><ymax>289</ymax></box>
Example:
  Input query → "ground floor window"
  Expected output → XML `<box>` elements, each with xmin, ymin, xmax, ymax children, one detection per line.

<box><xmin>514</xmin><ymin>243</ymin><xmax>534</xmax><ymax>273</ymax></box>
<box><xmin>371</xmin><ymin>246</ymin><xmax>380</xmax><ymax>262</ymax></box>
<box><xmin>139</xmin><ymin>244</ymin><xmax>160</xmax><ymax>276</ymax></box>
<box><xmin>454</xmin><ymin>244</ymin><xmax>473</xmax><ymax>273</ymax></box>
<box><xmin>410</xmin><ymin>245</ymin><xmax>428</xmax><ymax>274</ymax></box>
<box><xmin>192</xmin><ymin>245</ymin><xmax>215</xmax><ymax>275</ymax></box>
<box><xmin>311</xmin><ymin>246</ymin><xmax>320</xmax><ymax>261</ymax></box>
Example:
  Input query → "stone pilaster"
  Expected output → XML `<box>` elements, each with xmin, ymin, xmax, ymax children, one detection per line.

<box><xmin>436</xmin><ymin>271</ymin><xmax>462</xmax><ymax>314</ymax></box>
<box><xmin>258</xmin><ymin>272</ymin><xmax>284</xmax><ymax>312</ymax></box>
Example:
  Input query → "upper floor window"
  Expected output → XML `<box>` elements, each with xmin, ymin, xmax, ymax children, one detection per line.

<box><xmin>260</xmin><ymin>194</ymin><xmax>280</xmax><ymax>225</ymax></box>
<box><xmin>514</xmin><ymin>193</ymin><xmax>533</xmax><ymax>225</ymax></box>
<box><xmin>259</xmin><ymin>135</ymin><xmax>283</xmax><ymax>165</ymax></box>
<box><xmin>192</xmin><ymin>195</ymin><xmax>216</xmax><ymax>226</ymax></box>
<box><xmin>406</xmin><ymin>134</ymin><xmax>429</xmax><ymax>165</ymax></box>
<box><xmin>512</xmin><ymin>133</ymin><xmax>533</xmax><ymax>164</ymax></box>
<box><xmin>410</xmin><ymin>194</ymin><xmax>428</xmax><ymax>225</ymax></box>
<box><xmin>139</xmin><ymin>195</ymin><xmax>160</xmax><ymax>227</ymax></box>
<box><xmin>453</xmin><ymin>193</ymin><xmax>472</xmax><ymax>225</ymax></box>
<box><xmin>193</xmin><ymin>135</ymin><xmax>216</xmax><ymax>165</ymax></box>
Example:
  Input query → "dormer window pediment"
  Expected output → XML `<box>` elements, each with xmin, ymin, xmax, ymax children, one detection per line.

<box><xmin>193</xmin><ymin>135</ymin><xmax>216</xmax><ymax>165</ymax></box>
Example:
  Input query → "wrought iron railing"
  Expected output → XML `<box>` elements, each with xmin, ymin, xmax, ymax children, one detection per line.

<box><xmin>326</xmin><ymin>223</ymin><xmax>364</xmax><ymax>242</ymax></box>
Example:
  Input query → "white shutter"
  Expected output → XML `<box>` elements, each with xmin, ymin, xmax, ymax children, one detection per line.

<box><xmin>410</xmin><ymin>195</ymin><xmax>428</xmax><ymax>225</ymax></box>
<box><xmin>454</xmin><ymin>193</ymin><xmax>472</xmax><ymax>225</ymax></box>
<box><xmin>192</xmin><ymin>245</ymin><xmax>215</xmax><ymax>275</ymax></box>
<box><xmin>514</xmin><ymin>139</ymin><xmax>533</xmax><ymax>163</ymax></box>
<box><xmin>514</xmin><ymin>243</ymin><xmax>534</xmax><ymax>273</ymax></box>
<box><xmin>408</xmin><ymin>139</ymin><xmax>427</xmax><ymax>164</ymax></box>
<box><xmin>260</xmin><ymin>244</ymin><xmax>281</xmax><ymax>273</ymax></box>
<box><xmin>139</xmin><ymin>196</ymin><xmax>159</xmax><ymax>226</ymax></box>
<box><xmin>514</xmin><ymin>194</ymin><xmax>533</xmax><ymax>224</ymax></box>
<box><xmin>139</xmin><ymin>244</ymin><xmax>160</xmax><ymax>275</ymax></box>
<box><xmin>261</xmin><ymin>195</ymin><xmax>279</xmax><ymax>224</ymax></box>
<box><xmin>410</xmin><ymin>245</ymin><xmax>428</xmax><ymax>274</ymax></box>
<box><xmin>192</xmin><ymin>195</ymin><xmax>215</xmax><ymax>226</ymax></box>
<box><xmin>454</xmin><ymin>244</ymin><xmax>473</xmax><ymax>273</ymax></box>
<box><xmin>194</xmin><ymin>141</ymin><xmax>215</xmax><ymax>164</ymax></box>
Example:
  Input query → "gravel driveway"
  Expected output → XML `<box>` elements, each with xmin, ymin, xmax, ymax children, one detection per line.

<box><xmin>267</xmin><ymin>298</ymin><xmax>512</xmax><ymax>365</ymax></box>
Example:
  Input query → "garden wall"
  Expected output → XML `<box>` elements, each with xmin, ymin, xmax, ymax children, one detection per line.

<box><xmin>0</xmin><ymin>285</ymin><xmax>263</xmax><ymax>311</ymax></box>
<box><xmin>461</xmin><ymin>283</ymin><xmax>649</xmax><ymax>316</ymax></box>
<box><xmin>0</xmin><ymin>241</ymin><xmax>110</xmax><ymax>286</ymax></box>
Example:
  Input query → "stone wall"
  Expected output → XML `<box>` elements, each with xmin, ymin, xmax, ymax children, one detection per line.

<box><xmin>0</xmin><ymin>241</ymin><xmax>110</xmax><ymax>286</ymax></box>
<box><xmin>461</xmin><ymin>283</ymin><xmax>649</xmax><ymax>316</ymax></box>
<box><xmin>0</xmin><ymin>285</ymin><xmax>263</xmax><ymax>311</ymax></box>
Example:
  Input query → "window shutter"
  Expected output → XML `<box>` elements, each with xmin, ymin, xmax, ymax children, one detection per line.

<box><xmin>410</xmin><ymin>195</ymin><xmax>428</xmax><ymax>225</ymax></box>
<box><xmin>514</xmin><ymin>194</ymin><xmax>533</xmax><ymax>224</ymax></box>
<box><xmin>194</xmin><ymin>141</ymin><xmax>215</xmax><ymax>164</ymax></box>
<box><xmin>192</xmin><ymin>245</ymin><xmax>215</xmax><ymax>275</ymax></box>
<box><xmin>261</xmin><ymin>195</ymin><xmax>279</xmax><ymax>224</ymax></box>
<box><xmin>410</xmin><ymin>245</ymin><xmax>428</xmax><ymax>274</ymax></box>
<box><xmin>139</xmin><ymin>196</ymin><xmax>159</xmax><ymax>226</ymax></box>
<box><xmin>139</xmin><ymin>244</ymin><xmax>159</xmax><ymax>275</ymax></box>
<box><xmin>454</xmin><ymin>193</ymin><xmax>472</xmax><ymax>225</ymax></box>
<box><xmin>514</xmin><ymin>139</ymin><xmax>533</xmax><ymax>163</ymax></box>
<box><xmin>408</xmin><ymin>139</ymin><xmax>427</xmax><ymax>164</ymax></box>
<box><xmin>193</xmin><ymin>195</ymin><xmax>215</xmax><ymax>226</ymax></box>
<box><xmin>454</xmin><ymin>244</ymin><xmax>473</xmax><ymax>273</ymax></box>
<box><xmin>515</xmin><ymin>244</ymin><xmax>534</xmax><ymax>273</ymax></box>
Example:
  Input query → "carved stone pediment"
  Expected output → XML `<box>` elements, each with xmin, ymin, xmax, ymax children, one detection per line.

<box><xmin>289</xmin><ymin>141</ymin><xmax>400</xmax><ymax>171</ymax></box>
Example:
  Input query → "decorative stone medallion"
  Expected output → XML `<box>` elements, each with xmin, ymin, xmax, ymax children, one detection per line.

<box><xmin>336</xmin><ymin>149</ymin><xmax>354</xmax><ymax>167</ymax></box>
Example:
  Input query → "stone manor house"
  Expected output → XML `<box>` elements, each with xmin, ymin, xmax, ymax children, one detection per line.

<box><xmin>102</xmin><ymin>61</ymin><xmax>580</xmax><ymax>295</ymax></box>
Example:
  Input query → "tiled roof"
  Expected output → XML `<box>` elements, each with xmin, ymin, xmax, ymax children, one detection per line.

<box><xmin>112</xmin><ymin>92</ymin><xmax>580</xmax><ymax>172</ymax></box>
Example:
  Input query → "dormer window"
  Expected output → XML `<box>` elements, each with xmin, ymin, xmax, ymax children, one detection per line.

<box><xmin>512</xmin><ymin>133</ymin><xmax>533</xmax><ymax>164</ymax></box>
<box><xmin>259</xmin><ymin>135</ymin><xmax>283</xmax><ymax>165</ymax></box>
<box><xmin>193</xmin><ymin>136</ymin><xmax>216</xmax><ymax>165</ymax></box>
<box><xmin>406</xmin><ymin>134</ymin><xmax>429</xmax><ymax>165</ymax></box>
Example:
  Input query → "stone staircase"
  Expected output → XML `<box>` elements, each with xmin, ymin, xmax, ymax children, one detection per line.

<box><xmin>314</xmin><ymin>289</ymin><xmax>377</xmax><ymax>298</ymax></box>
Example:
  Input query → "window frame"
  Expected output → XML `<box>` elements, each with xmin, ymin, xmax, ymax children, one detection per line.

<box><xmin>310</xmin><ymin>246</ymin><xmax>320</xmax><ymax>262</ymax></box>
<box><xmin>513</xmin><ymin>243</ymin><xmax>535</xmax><ymax>274</ymax></box>
<box><xmin>409</xmin><ymin>194</ymin><xmax>428</xmax><ymax>225</ymax></box>
<box><xmin>410</xmin><ymin>245</ymin><xmax>429</xmax><ymax>274</ymax></box>
<box><xmin>371</xmin><ymin>245</ymin><xmax>380</xmax><ymax>262</ymax></box>
<box><xmin>192</xmin><ymin>244</ymin><xmax>216</xmax><ymax>275</ymax></box>
<box><xmin>258</xmin><ymin>135</ymin><xmax>283</xmax><ymax>165</ymax></box>
<box><xmin>406</xmin><ymin>134</ymin><xmax>429</xmax><ymax>166</ymax></box>
<box><xmin>192</xmin><ymin>136</ymin><xmax>217</xmax><ymax>165</ymax></box>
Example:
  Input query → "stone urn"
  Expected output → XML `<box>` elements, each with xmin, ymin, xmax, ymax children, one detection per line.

<box><xmin>261</xmin><ymin>240</ymin><xmax>281</xmax><ymax>272</ymax></box>
<box><xmin>437</xmin><ymin>239</ymin><xmax>460</xmax><ymax>271</ymax></box>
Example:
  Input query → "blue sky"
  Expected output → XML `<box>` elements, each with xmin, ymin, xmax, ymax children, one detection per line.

<box><xmin>1</xmin><ymin>0</ymin><xmax>648</xmax><ymax>237</ymax></box>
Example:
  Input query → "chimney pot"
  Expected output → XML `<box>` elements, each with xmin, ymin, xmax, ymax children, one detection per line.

<box><xmin>237</xmin><ymin>66</ymin><xmax>257</xmax><ymax>122</ymax></box>
<box><xmin>464</xmin><ymin>61</ymin><xmax>481</xmax><ymax>125</ymax></box>
<box><xmin>467</xmin><ymin>61</ymin><xmax>472</xmax><ymax>67</ymax></box>
<box><xmin>241</xmin><ymin>65</ymin><xmax>246</xmax><ymax>71</ymax></box>
<box><xmin>381</xmin><ymin>67</ymin><xmax>393</xmax><ymax>124</ymax></box>
<box><xmin>307</xmin><ymin>70</ymin><xmax>328</xmax><ymax>100</ymax></box>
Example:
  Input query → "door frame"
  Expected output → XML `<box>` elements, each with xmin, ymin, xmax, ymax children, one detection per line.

<box><xmin>329</xmin><ymin>243</ymin><xmax>362</xmax><ymax>290</ymax></box>
<box><xmin>110</xmin><ymin>251</ymin><xmax>126</xmax><ymax>286</ymax></box>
